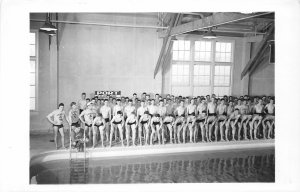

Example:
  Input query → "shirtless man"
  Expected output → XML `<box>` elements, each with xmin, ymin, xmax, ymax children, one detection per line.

<box><xmin>174</xmin><ymin>100</ymin><xmax>186</xmax><ymax>144</ymax></box>
<box><xmin>185</xmin><ymin>98</ymin><xmax>197</xmax><ymax>143</ymax></box>
<box><xmin>125</xmin><ymin>111</ymin><xmax>138</xmax><ymax>146</ymax></box>
<box><xmin>251</xmin><ymin>98</ymin><xmax>264</xmax><ymax>140</ymax></box>
<box><xmin>157</xmin><ymin>99</ymin><xmax>167</xmax><ymax>118</ymax></box>
<box><xmin>100</xmin><ymin>99</ymin><xmax>112</xmax><ymax>143</ymax></box>
<box><xmin>47</xmin><ymin>103</ymin><xmax>67</xmax><ymax>150</ymax></box>
<box><xmin>227</xmin><ymin>108</ymin><xmax>241</xmax><ymax>141</ymax></box>
<box><xmin>150</xmin><ymin>114</ymin><xmax>163</xmax><ymax>145</ymax></box>
<box><xmin>138</xmin><ymin>111</ymin><xmax>151</xmax><ymax>145</ymax></box>
<box><xmin>262</xmin><ymin>98</ymin><xmax>275</xmax><ymax>139</ymax></box>
<box><xmin>77</xmin><ymin>93</ymin><xmax>87</xmax><ymax>115</ymax></box>
<box><xmin>239</xmin><ymin>99</ymin><xmax>252</xmax><ymax>140</ymax></box>
<box><xmin>206</xmin><ymin>97</ymin><xmax>217</xmax><ymax>142</ymax></box>
<box><xmin>147</xmin><ymin>99</ymin><xmax>158</xmax><ymax>118</ymax></box>
<box><xmin>110</xmin><ymin>111</ymin><xmax>125</xmax><ymax>147</ymax></box>
<box><xmin>216</xmin><ymin>99</ymin><xmax>227</xmax><ymax>141</ymax></box>
<box><xmin>196</xmin><ymin>98</ymin><xmax>208</xmax><ymax>142</ymax></box>
<box><xmin>162</xmin><ymin>113</ymin><xmax>175</xmax><ymax>144</ymax></box>
<box><xmin>79</xmin><ymin>102</ymin><xmax>96</xmax><ymax>147</ymax></box>
<box><xmin>68</xmin><ymin>102</ymin><xmax>81</xmax><ymax>148</ymax></box>
<box><xmin>92</xmin><ymin>113</ymin><xmax>105</xmax><ymax>148</ymax></box>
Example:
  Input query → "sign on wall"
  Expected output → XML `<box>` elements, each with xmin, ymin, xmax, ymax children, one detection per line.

<box><xmin>95</xmin><ymin>91</ymin><xmax>121</xmax><ymax>97</ymax></box>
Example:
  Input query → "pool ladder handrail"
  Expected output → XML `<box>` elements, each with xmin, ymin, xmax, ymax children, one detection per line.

<box><xmin>69</xmin><ymin>124</ymin><xmax>88</xmax><ymax>184</ymax></box>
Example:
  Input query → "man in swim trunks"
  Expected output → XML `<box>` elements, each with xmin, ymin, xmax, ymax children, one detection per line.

<box><xmin>262</xmin><ymin>97</ymin><xmax>275</xmax><ymax>139</ymax></box>
<box><xmin>239</xmin><ymin>99</ymin><xmax>252</xmax><ymax>140</ymax></box>
<box><xmin>147</xmin><ymin>99</ymin><xmax>158</xmax><ymax>118</ymax></box>
<box><xmin>125</xmin><ymin>111</ymin><xmax>138</xmax><ymax>146</ymax></box>
<box><xmin>100</xmin><ymin>99</ymin><xmax>112</xmax><ymax>143</ymax></box>
<box><xmin>174</xmin><ymin>100</ymin><xmax>186</xmax><ymax>144</ymax></box>
<box><xmin>162</xmin><ymin>113</ymin><xmax>175</xmax><ymax>144</ymax></box>
<box><xmin>251</xmin><ymin>98</ymin><xmax>264</xmax><ymax>140</ymax></box>
<box><xmin>185</xmin><ymin>98</ymin><xmax>197</xmax><ymax>143</ymax></box>
<box><xmin>47</xmin><ymin>103</ymin><xmax>67</xmax><ymax>150</ymax></box>
<box><xmin>77</xmin><ymin>93</ymin><xmax>87</xmax><ymax>115</ymax></box>
<box><xmin>227</xmin><ymin>108</ymin><xmax>241</xmax><ymax>141</ymax></box>
<box><xmin>216</xmin><ymin>98</ymin><xmax>227</xmax><ymax>142</ymax></box>
<box><xmin>110</xmin><ymin>111</ymin><xmax>125</xmax><ymax>147</ymax></box>
<box><xmin>138</xmin><ymin>111</ymin><xmax>151</xmax><ymax>145</ymax></box>
<box><xmin>92</xmin><ymin>113</ymin><xmax>106</xmax><ymax>148</ymax></box>
<box><xmin>79</xmin><ymin>102</ymin><xmax>96</xmax><ymax>147</ymax></box>
<box><xmin>196</xmin><ymin>98</ymin><xmax>208</xmax><ymax>142</ymax></box>
<box><xmin>68</xmin><ymin>102</ymin><xmax>81</xmax><ymax>148</ymax></box>
<box><xmin>150</xmin><ymin>113</ymin><xmax>163</xmax><ymax>145</ymax></box>
<box><xmin>206</xmin><ymin>97</ymin><xmax>217</xmax><ymax>142</ymax></box>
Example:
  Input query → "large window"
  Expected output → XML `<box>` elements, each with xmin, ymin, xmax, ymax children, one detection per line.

<box><xmin>171</xmin><ymin>39</ymin><xmax>233</xmax><ymax>96</ymax></box>
<box><xmin>30</xmin><ymin>32</ymin><xmax>37</xmax><ymax>110</ymax></box>
<box><xmin>172</xmin><ymin>40</ymin><xmax>190</xmax><ymax>61</ymax></box>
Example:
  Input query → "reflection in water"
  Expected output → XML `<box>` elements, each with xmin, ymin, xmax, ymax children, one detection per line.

<box><xmin>33</xmin><ymin>151</ymin><xmax>275</xmax><ymax>184</ymax></box>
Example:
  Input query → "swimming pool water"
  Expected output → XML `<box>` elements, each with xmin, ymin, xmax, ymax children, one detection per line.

<box><xmin>30</xmin><ymin>148</ymin><xmax>274</xmax><ymax>184</ymax></box>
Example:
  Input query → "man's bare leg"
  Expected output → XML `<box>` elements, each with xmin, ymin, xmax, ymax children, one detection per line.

<box><xmin>109</xmin><ymin>125</ymin><xmax>115</xmax><ymax>147</ymax></box>
<box><xmin>231</xmin><ymin>122</ymin><xmax>237</xmax><ymax>141</ymax></box>
<box><xmin>58</xmin><ymin>127</ymin><xmax>66</xmax><ymax>149</ymax></box>
<box><xmin>99</xmin><ymin>126</ymin><xmax>105</xmax><ymax>147</ymax></box>
<box><xmin>131</xmin><ymin>124</ymin><xmax>137</xmax><ymax>146</ymax></box>
<box><xmin>167</xmin><ymin>124</ymin><xmax>173</xmax><ymax>144</ymax></box>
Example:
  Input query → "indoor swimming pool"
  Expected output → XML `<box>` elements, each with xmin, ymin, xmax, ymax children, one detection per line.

<box><xmin>30</xmin><ymin>147</ymin><xmax>274</xmax><ymax>184</ymax></box>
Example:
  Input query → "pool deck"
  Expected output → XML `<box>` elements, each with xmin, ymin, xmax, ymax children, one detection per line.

<box><xmin>30</xmin><ymin>131</ymin><xmax>274</xmax><ymax>165</ymax></box>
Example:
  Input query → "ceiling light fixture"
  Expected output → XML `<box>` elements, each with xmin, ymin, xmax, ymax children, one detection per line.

<box><xmin>203</xmin><ymin>28</ymin><xmax>217</xmax><ymax>39</ymax></box>
<box><xmin>40</xmin><ymin>13</ymin><xmax>57</xmax><ymax>32</ymax></box>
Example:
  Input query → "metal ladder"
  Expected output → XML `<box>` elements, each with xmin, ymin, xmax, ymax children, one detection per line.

<box><xmin>69</xmin><ymin>126</ymin><xmax>89</xmax><ymax>184</ymax></box>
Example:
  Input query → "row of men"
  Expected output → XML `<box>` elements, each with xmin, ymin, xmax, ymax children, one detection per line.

<box><xmin>46</xmin><ymin>93</ymin><xmax>275</xmax><ymax>149</ymax></box>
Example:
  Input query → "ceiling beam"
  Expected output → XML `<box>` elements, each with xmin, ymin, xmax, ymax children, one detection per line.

<box><xmin>154</xmin><ymin>14</ymin><xmax>180</xmax><ymax>78</ymax></box>
<box><xmin>168</xmin><ymin>12</ymin><xmax>273</xmax><ymax>37</ymax></box>
<box><xmin>241</xmin><ymin>24</ymin><xmax>274</xmax><ymax>79</ymax></box>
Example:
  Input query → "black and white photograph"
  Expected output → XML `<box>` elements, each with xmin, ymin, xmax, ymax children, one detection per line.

<box><xmin>29</xmin><ymin>11</ymin><xmax>276</xmax><ymax>184</ymax></box>
<box><xmin>0</xmin><ymin>0</ymin><xmax>300</xmax><ymax>191</ymax></box>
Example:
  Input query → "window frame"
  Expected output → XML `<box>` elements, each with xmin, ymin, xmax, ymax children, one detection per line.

<box><xmin>170</xmin><ymin>38</ymin><xmax>235</xmax><ymax>96</ymax></box>
<box><xmin>30</xmin><ymin>30</ymin><xmax>38</xmax><ymax>111</ymax></box>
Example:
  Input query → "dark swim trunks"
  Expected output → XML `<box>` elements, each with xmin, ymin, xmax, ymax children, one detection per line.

<box><xmin>53</xmin><ymin>124</ymin><xmax>63</xmax><ymax>129</ymax></box>
<box><xmin>71</xmin><ymin>121</ymin><xmax>80</xmax><ymax>127</ymax></box>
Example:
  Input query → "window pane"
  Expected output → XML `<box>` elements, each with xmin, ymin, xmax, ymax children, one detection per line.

<box><xmin>30</xmin><ymin>98</ymin><xmax>36</xmax><ymax>110</ymax></box>
<box><xmin>183</xmin><ymin>65</ymin><xmax>189</xmax><ymax>75</ymax></box>
<box><xmin>215</xmin><ymin>66</ymin><xmax>220</xmax><ymax>75</ymax></box>
<box><xmin>195</xmin><ymin>52</ymin><xmax>200</xmax><ymax>60</ymax></box>
<box><xmin>204</xmin><ymin>76</ymin><xmax>210</xmax><ymax>85</ymax></box>
<box><xmin>226</xmin><ymin>43</ymin><xmax>232</xmax><ymax>52</ymax></box>
<box><xmin>220</xmin><ymin>43</ymin><xmax>226</xmax><ymax>52</ymax></box>
<box><xmin>199</xmin><ymin>52</ymin><xmax>205</xmax><ymax>60</ymax></box>
<box><xmin>30</xmin><ymin>33</ymin><xmax>36</xmax><ymax>45</ymax></box>
<box><xmin>173</xmin><ymin>41</ymin><xmax>179</xmax><ymax>50</ymax></box>
<box><xmin>224</xmin><ymin>76</ymin><xmax>230</xmax><ymax>85</ymax></box>
<box><xmin>195</xmin><ymin>41</ymin><xmax>200</xmax><ymax>51</ymax></box>
<box><xmin>206</xmin><ymin>42</ymin><xmax>211</xmax><ymax>51</ymax></box>
<box><xmin>224</xmin><ymin>66</ymin><xmax>230</xmax><ymax>75</ymax></box>
<box><xmin>172</xmin><ymin>65</ymin><xmax>178</xmax><ymax>75</ymax></box>
<box><xmin>30</xmin><ymin>44</ymin><xmax>36</xmax><ymax>57</ymax></box>
<box><xmin>177</xmin><ymin>76</ymin><xmax>183</xmax><ymax>83</ymax></box>
<box><xmin>194</xmin><ymin>65</ymin><xmax>199</xmax><ymax>75</ymax></box>
<box><xmin>185</xmin><ymin>41</ymin><xmax>190</xmax><ymax>50</ymax></box>
<box><xmin>30</xmin><ymin>60</ymin><xmax>36</xmax><ymax>73</ymax></box>
<box><xmin>30</xmin><ymin>73</ymin><xmax>35</xmax><ymax>85</ymax></box>
<box><xmin>216</xmin><ymin>42</ymin><xmax>220</xmax><ymax>52</ymax></box>
<box><xmin>183</xmin><ymin>76</ymin><xmax>189</xmax><ymax>84</ymax></box>
<box><xmin>178</xmin><ymin>51</ymin><xmax>184</xmax><ymax>60</ymax></box>
<box><xmin>184</xmin><ymin>51</ymin><xmax>190</xmax><ymax>60</ymax></box>
<box><xmin>172</xmin><ymin>51</ymin><xmax>178</xmax><ymax>60</ymax></box>
<box><xmin>205</xmin><ymin>52</ymin><xmax>211</xmax><ymax>61</ymax></box>
<box><xmin>200</xmin><ymin>41</ymin><xmax>205</xmax><ymax>51</ymax></box>
<box><xmin>204</xmin><ymin>66</ymin><xmax>210</xmax><ymax>75</ymax></box>
<box><xmin>179</xmin><ymin>40</ymin><xmax>185</xmax><ymax>50</ymax></box>
<box><xmin>225</xmin><ymin>53</ymin><xmax>231</xmax><ymax>62</ymax></box>
<box><xmin>30</xmin><ymin>85</ymin><xmax>36</xmax><ymax>97</ymax></box>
